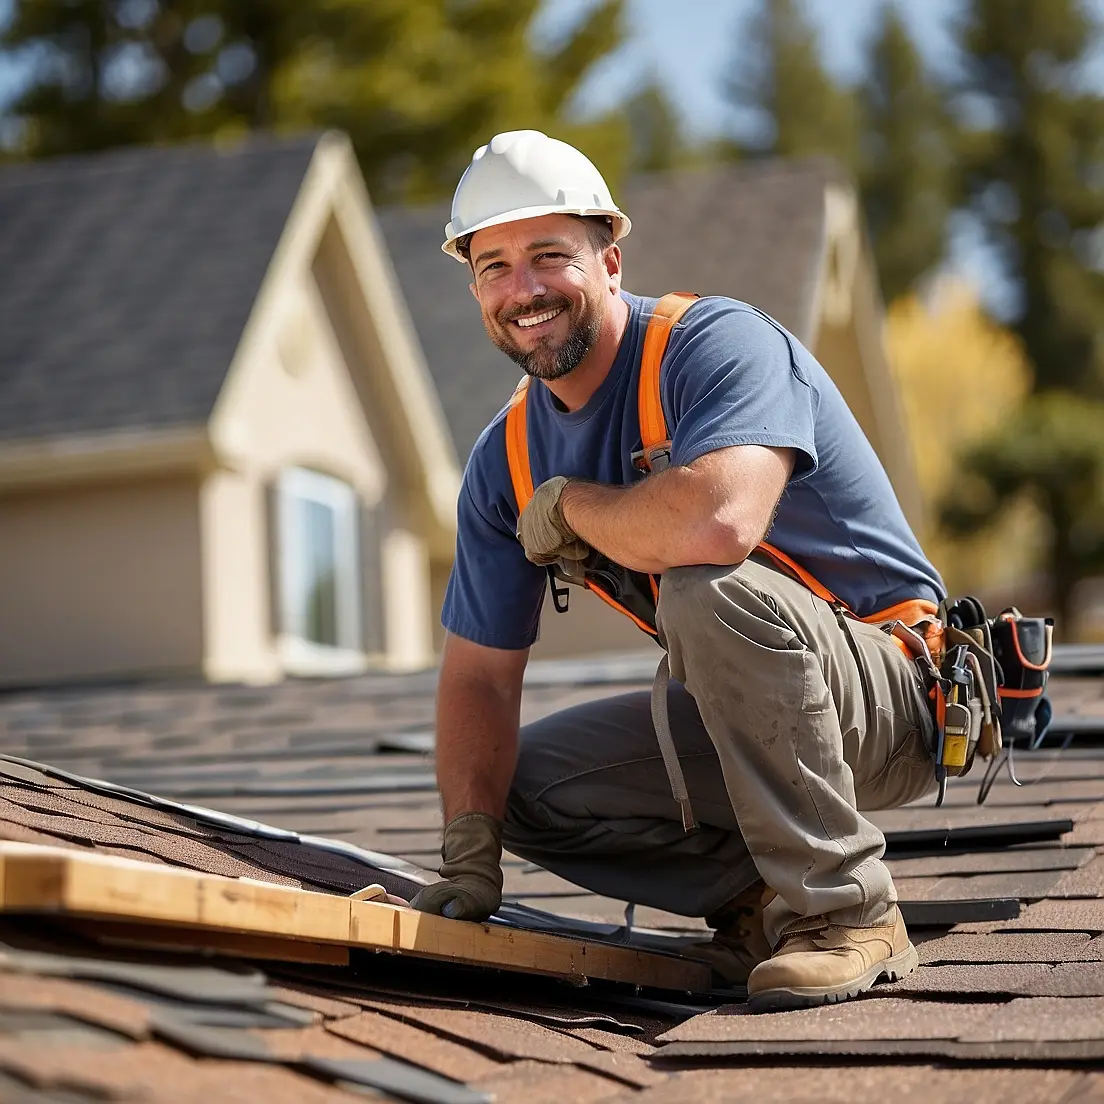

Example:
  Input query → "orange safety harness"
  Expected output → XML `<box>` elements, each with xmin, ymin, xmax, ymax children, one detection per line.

<box><xmin>505</xmin><ymin>292</ymin><xmax>940</xmax><ymax>639</ymax></box>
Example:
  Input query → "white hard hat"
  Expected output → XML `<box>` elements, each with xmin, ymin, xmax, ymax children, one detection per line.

<box><xmin>442</xmin><ymin>130</ymin><xmax>630</xmax><ymax>261</ymax></box>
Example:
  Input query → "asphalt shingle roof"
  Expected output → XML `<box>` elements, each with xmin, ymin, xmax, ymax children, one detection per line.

<box><xmin>0</xmin><ymin>135</ymin><xmax>319</xmax><ymax>445</ymax></box>
<box><xmin>378</xmin><ymin>158</ymin><xmax>838</xmax><ymax>462</ymax></box>
<box><xmin>0</xmin><ymin>657</ymin><xmax>1102</xmax><ymax>1096</ymax></box>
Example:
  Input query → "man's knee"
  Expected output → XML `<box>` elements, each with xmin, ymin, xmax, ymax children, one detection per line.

<box><xmin>657</xmin><ymin>564</ymin><xmax>724</xmax><ymax>637</ymax></box>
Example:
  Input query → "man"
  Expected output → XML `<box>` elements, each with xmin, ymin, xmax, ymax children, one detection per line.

<box><xmin>410</xmin><ymin>129</ymin><xmax>946</xmax><ymax>1011</ymax></box>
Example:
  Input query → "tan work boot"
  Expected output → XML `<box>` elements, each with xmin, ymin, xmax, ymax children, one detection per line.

<box><xmin>683</xmin><ymin>881</ymin><xmax>774</xmax><ymax>988</ymax></box>
<box><xmin>747</xmin><ymin>907</ymin><xmax>917</xmax><ymax>1012</ymax></box>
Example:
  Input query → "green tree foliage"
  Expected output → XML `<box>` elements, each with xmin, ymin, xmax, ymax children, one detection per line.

<box><xmin>723</xmin><ymin>0</ymin><xmax>858</xmax><ymax>172</ymax></box>
<box><xmin>858</xmin><ymin>5</ymin><xmax>955</xmax><ymax>302</ymax></box>
<box><xmin>625</xmin><ymin>77</ymin><xmax>684</xmax><ymax>173</ymax></box>
<box><xmin>0</xmin><ymin>0</ymin><xmax>630</xmax><ymax>200</ymax></box>
<box><xmin>943</xmin><ymin>0</ymin><xmax>1104</xmax><ymax>630</ymax></box>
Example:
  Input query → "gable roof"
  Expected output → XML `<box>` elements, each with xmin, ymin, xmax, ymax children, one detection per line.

<box><xmin>0</xmin><ymin>133</ymin><xmax>460</xmax><ymax>535</ymax></box>
<box><xmin>617</xmin><ymin>158</ymin><xmax>839</xmax><ymax>342</ymax></box>
<box><xmin>0</xmin><ymin>135</ymin><xmax>319</xmax><ymax>445</ymax></box>
<box><xmin>377</xmin><ymin>159</ymin><xmax>843</xmax><ymax>461</ymax></box>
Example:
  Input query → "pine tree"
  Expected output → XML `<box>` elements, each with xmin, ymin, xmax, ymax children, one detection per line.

<box><xmin>724</xmin><ymin>0</ymin><xmax>858</xmax><ymax>173</ymax></box>
<box><xmin>943</xmin><ymin>0</ymin><xmax>1104</xmax><ymax>633</ymax></box>
<box><xmin>0</xmin><ymin>0</ymin><xmax>630</xmax><ymax>201</ymax></box>
<box><xmin>858</xmin><ymin>5</ymin><xmax>955</xmax><ymax>302</ymax></box>
<box><xmin>625</xmin><ymin>77</ymin><xmax>684</xmax><ymax>173</ymax></box>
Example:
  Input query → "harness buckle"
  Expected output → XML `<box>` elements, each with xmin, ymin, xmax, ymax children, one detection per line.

<box><xmin>631</xmin><ymin>441</ymin><xmax>672</xmax><ymax>474</ymax></box>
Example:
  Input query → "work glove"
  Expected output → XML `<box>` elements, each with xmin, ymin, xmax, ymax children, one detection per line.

<box><xmin>410</xmin><ymin>812</ymin><xmax>503</xmax><ymax>921</ymax></box>
<box><xmin>516</xmin><ymin>476</ymin><xmax>590</xmax><ymax>566</ymax></box>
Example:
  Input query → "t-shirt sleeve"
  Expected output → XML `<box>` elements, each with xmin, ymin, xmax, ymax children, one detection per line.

<box><xmin>441</xmin><ymin>429</ymin><xmax>547</xmax><ymax>650</ymax></box>
<box><xmin>663</xmin><ymin>300</ymin><xmax>819</xmax><ymax>479</ymax></box>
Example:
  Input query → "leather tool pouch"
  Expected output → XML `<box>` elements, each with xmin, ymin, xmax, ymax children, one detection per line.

<box><xmin>990</xmin><ymin>610</ymin><xmax>1054</xmax><ymax>745</ymax></box>
<box><xmin>944</xmin><ymin>597</ymin><xmax>1054</xmax><ymax>752</ymax></box>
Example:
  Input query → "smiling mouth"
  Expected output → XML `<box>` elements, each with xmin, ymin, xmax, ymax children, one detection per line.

<box><xmin>513</xmin><ymin>306</ymin><xmax>566</xmax><ymax>330</ymax></box>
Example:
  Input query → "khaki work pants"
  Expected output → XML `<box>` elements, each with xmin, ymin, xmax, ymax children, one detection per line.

<box><xmin>504</xmin><ymin>555</ymin><xmax>938</xmax><ymax>945</ymax></box>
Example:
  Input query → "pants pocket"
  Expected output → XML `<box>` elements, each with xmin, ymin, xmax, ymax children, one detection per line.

<box><xmin>855</xmin><ymin>709</ymin><xmax>936</xmax><ymax>811</ymax></box>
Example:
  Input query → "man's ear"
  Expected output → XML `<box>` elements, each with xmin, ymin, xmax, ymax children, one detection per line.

<box><xmin>469</xmin><ymin>282</ymin><xmax>478</xmax><ymax>300</ymax></box>
<box><xmin>604</xmin><ymin>244</ymin><xmax>622</xmax><ymax>293</ymax></box>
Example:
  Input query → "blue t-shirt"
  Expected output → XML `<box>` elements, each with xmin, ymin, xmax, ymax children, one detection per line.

<box><xmin>443</xmin><ymin>292</ymin><xmax>945</xmax><ymax>649</ymax></box>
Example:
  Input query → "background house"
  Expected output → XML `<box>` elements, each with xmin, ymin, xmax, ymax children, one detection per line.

<box><xmin>0</xmin><ymin>133</ymin><xmax>460</xmax><ymax>688</ymax></box>
<box><xmin>380</xmin><ymin>158</ymin><xmax>921</xmax><ymax>659</ymax></box>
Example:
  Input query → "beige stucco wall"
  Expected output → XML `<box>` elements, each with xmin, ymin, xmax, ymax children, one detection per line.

<box><xmin>813</xmin><ymin>320</ymin><xmax>883</xmax><ymax>458</ymax></box>
<box><xmin>0</xmin><ymin>477</ymin><xmax>203</xmax><ymax>687</ymax></box>
<box><xmin>528</xmin><ymin>587</ymin><xmax>650</xmax><ymax>660</ymax></box>
<box><xmin>204</xmin><ymin>260</ymin><xmax>436</xmax><ymax>681</ymax></box>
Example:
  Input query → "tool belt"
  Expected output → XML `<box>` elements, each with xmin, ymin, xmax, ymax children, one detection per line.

<box><xmin>888</xmin><ymin>597</ymin><xmax>1054</xmax><ymax>805</ymax></box>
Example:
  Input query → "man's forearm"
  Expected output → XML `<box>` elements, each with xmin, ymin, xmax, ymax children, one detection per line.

<box><xmin>435</xmin><ymin>669</ymin><xmax>521</xmax><ymax>823</ymax></box>
<box><xmin>560</xmin><ymin>465</ymin><xmax>751</xmax><ymax>574</ymax></box>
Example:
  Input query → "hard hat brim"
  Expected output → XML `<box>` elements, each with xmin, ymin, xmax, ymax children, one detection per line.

<box><xmin>442</xmin><ymin>204</ymin><xmax>631</xmax><ymax>261</ymax></box>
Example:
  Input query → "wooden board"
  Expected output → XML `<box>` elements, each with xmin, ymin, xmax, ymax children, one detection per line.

<box><xmin>62</xmin><ymin>919</ymin><xmax>351</xmax><ymax>966</ymax></box>
<box><xmin>0</xmin><ymin>842</ymin><xmax>709</xmax><ymax>992</ymax></box>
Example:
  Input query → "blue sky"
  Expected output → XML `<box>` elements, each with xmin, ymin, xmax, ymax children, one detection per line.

<box><xmin>533</xmin><ymin>0</ymin><xmax>963</xmax><ymax>139</ymax></box>
<box><xmin>534</xmin><ymin>0</ymin><xmax>1104</xmax><ymax>138</ymax></box>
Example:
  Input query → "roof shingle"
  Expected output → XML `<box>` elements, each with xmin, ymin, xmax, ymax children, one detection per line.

<box><xmin>0</xmin><ymin>136</ymin><xmax>318</xmax><ymax>445</ymax></box>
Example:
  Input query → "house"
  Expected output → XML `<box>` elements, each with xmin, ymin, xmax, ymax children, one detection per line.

<box><xmin>379</xmin><ymin>157</ymin><xmax>922</xmax><ymax>659</ymax></box>
<box><xmin>0</xmin><ymin>133</ymin><xmax>460</xmax><ymax>688</ymax></box>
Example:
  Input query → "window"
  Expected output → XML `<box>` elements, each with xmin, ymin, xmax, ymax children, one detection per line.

<box><xmin>276</xmin><ymin>468</ymin><xmax>363</xmax><ymax>673</ymax></box>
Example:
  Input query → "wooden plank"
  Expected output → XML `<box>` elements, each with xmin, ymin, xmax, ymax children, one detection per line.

<box><xmin>350</xmin><ymin>901</ymin><xmax>706</xmax><ymax>990</ymax></box>
<box><xmin>0</xmin><ymin>844</ymin><xmax>351</xmax><ymax>941</ymax></box>
<box><xmin>63</xmin><ymin>919</ymin><xmax>351</xmax><ymax>966</ymax></box>
<box><xmin>0</xmin><ymin>842</ymin><xmax>709</xmax><ymax>992</ymax></box>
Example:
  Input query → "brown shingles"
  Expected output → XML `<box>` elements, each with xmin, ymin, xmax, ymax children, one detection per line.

<box><xmin>144</xmin><ymin>1057</ymin><xmax>368</xmax><ymax>1104</ymax></box>
<box><xmin>1063</xmin><ymin>819</ymin><xmax>1104</xmax><ymax>846</ymax></box>
<box><xmin>0</xmin><ymin>793</ymin><xmax>301</xmax><ymax>885</ymax></box>
<box><xmin>358</xmin><ymin>1000</ymin><xmax>602</xmax><ymax>1064</ymax></box>
<box><xmin>556</xmin><ymin>1026</ymin><xmax>656</xmax><ymax>1055</ymax></box>
<box><xmin>0</xmin><ymin>972</ymin><xmax>151</xmax><ymax>1039</ymax></box>
<box><xmin>1004</xmin><ymin>899</ymin><xmax>1104</xmax><ymax>932</ymax></box>
<box><xmin>574</xmin><ymin>1051</ymin><xmax>668</xmax><ymax>1089</ymax></box>
<box><xmin>1049</xmin><ymin>856</ymin><xmax>1104</xmax><ymax>897</ymax></box>
<box><xmin>892</xmin><ymin>843</ymin><xmax>1099</xmax><ymax>878</ymax></box>
<box><xmin>252</xmin><ymin>1023</ymin><xmax>381</xmax><ymax>1061</ymax></box>
<box><xmin>876</xmin><ymin>962</ymin><xmax>1049</xmax><ymax>997</ymax></box>
<box><xmin>0</xmin><ymin>1037</ymin><xmax>367</xmax><ymax>1104</ymax></box>
<box><xmin>0</xmin><ymin>817</ymin><xmax>76</xmax><ymax>848</ymax></box>
<box><xmin>470</xmin><ymin>1059</ymin><xmax>626</xmax><ymax>1104</ymax></box>
<box><xmin>959</xmin><ymin>997</ymin><xmax>1104</xmax><ymax>1042</ymax></box>
<box><xmin>929</xmin><ymin>870</ymin><xmax>1067</xmax><ymax>900</ymax></box>
<box><xmin>624</xmin><ymin>1066</ymin><xmax>1086</xmax><ymax>1104</ymax></box>
<box><xmin>326</xmin><ymin>1009</ymin><xmax>506</xmax><ymax>1082</ymax></box>
<box><xmin>266</xmin><ymin>984</ymin><xmax>364</xmax><ymax>1020</ymax></box>
<box><xmin>917</xmin><ymin>932</ymin><xmax>1098</xmax><ymax>963</ymax></box>
<box><xmin>4</xmin><ymin>675</ymin><xmax>1104</xmax><ymax>1087</ymax></box>
<box><xmin>656</xmin><ymin>998</ymin><xmax>996</xmax><ymax>1043</ymax></box>
<box><xmin>1014</xmin><ymin>963</ymin><xmax>1104</xmax><ymax>997</ymax></box>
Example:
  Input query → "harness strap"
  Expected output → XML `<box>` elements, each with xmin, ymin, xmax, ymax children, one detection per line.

<box><xmin>505</xmin><ymin>377</ymin><xmax>534</xmax><ymax>513</ymax></box>
<box><xmin>650</xmin><ymin>653</ymin><xmax>697</xmax><ymax>831</ymax></box>
<box><xmin>639</xmin><ymin>292</ymin><xmax>699</xmax><ymax>459</ymax></box>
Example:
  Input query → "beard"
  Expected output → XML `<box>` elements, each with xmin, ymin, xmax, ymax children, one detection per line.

<box><xmin>485</xmin><ymin>294</ymin><xmax>601</xmax><ymax>382</ymax></box>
